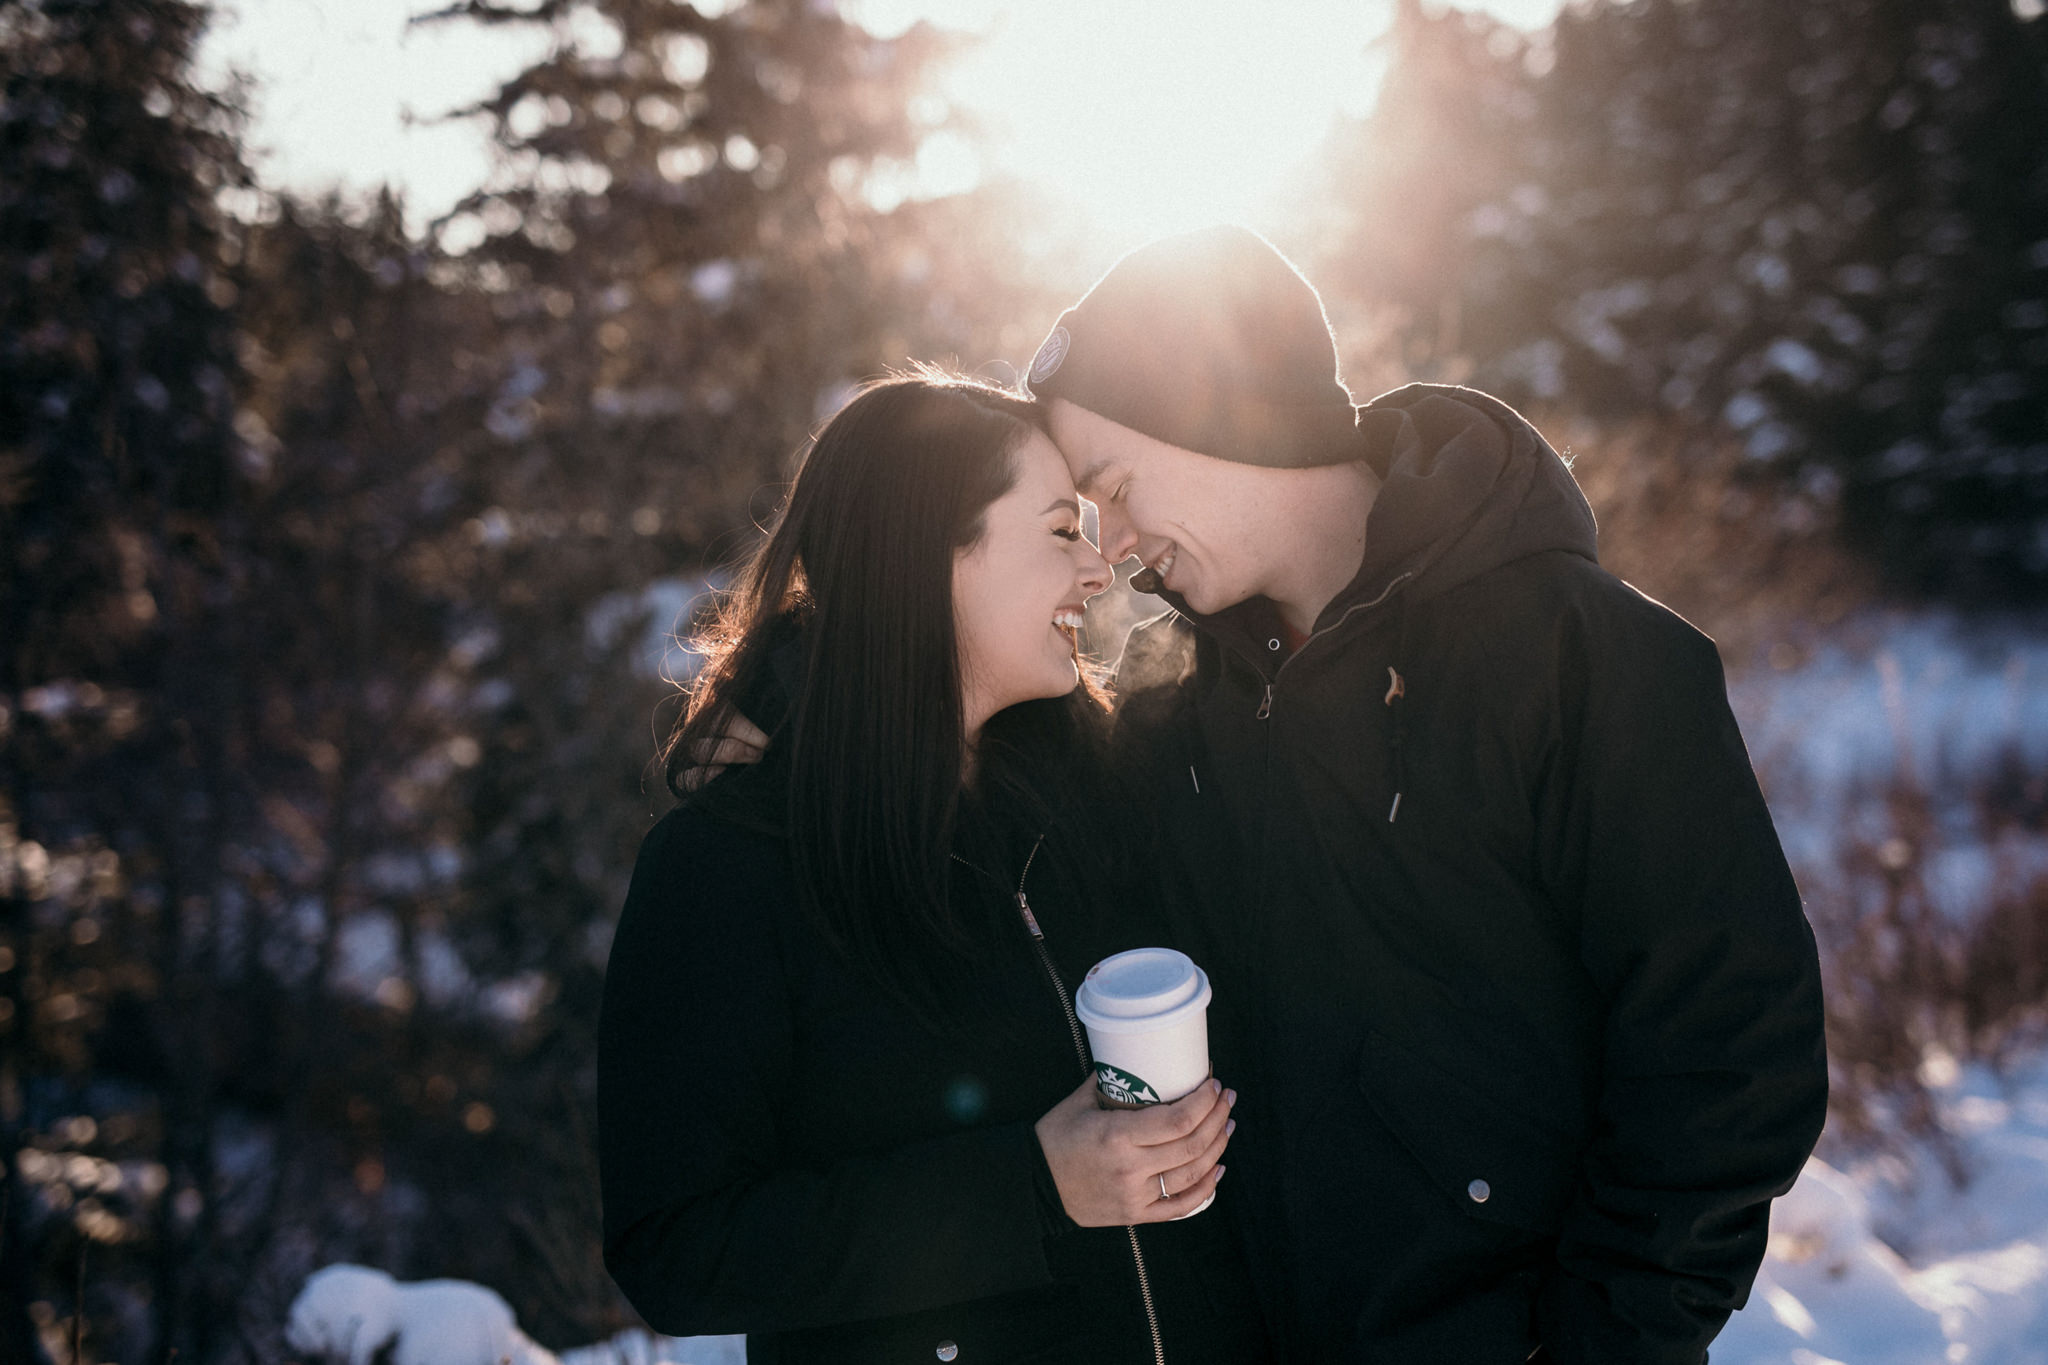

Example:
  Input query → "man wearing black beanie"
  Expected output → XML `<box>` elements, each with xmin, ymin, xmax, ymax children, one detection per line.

<box><xmin>1027</xmin><ymin>225</ymin><xmax>1828</xmax><ymax>1365</ymax></box>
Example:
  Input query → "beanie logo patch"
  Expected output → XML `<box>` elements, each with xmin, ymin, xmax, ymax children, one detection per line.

<box><xmin>1028</xmin><ymin>326</ymin><xmax>1071</xmax><ymax>387</ymax></box>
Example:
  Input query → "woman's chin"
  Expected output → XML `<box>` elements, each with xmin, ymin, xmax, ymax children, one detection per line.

<box><xmin>1002</xmin><ymin>666</ymin><xmax>1081</xmax><ymax>710</ymax></box>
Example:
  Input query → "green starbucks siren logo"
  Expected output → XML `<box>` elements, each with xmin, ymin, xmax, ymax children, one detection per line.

<box><xmin>1095</xmin><ymin>1061</ymin><xmax>1162</xmax><ymax>1107</ymax></box>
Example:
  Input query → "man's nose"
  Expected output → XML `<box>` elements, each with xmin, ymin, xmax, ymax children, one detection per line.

<box><xmin>1095</xmin><ymin>504</ymin><xmax>1139</xmax><ymax>563</ymax></box>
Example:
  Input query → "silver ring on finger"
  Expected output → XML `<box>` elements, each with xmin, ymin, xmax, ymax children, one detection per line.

<box><xmin>1158</xmin><ymin>1173</ymin><xmax>1169</xmax><ymax>1201</ymax></box>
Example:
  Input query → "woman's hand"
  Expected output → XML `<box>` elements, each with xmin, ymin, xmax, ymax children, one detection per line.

<box><xmin>1033</xmin><ymin>1076</ymin><xmax>1236</xmax><ymax>1226</ymax></box>
<box><xmin>680</xmin><ymin>712</ymin><xmax>772</xmax><ymax>791</ymax></box>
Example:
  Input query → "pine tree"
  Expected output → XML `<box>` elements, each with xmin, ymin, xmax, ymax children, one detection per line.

<box><xmin>301</xmin><ymin>0</ymin><xmax>1050</xmax><ymax>1336</ymax></box>
<box><xmin>1310</xmin><ymin>0</ymin><xmax>2048</xmax><ymax>595</ymax></box>
<box><xmin>1479</xmin><ymin>0</ymin><xmax>2048</xmax><ymax>592</ymax></box>
<box><xmin>2</xmin><ymin>1</ymin><xmax>255</xmax><ymax>1359</ymax></box>
<box><xmin>0</xmin><ymin>0</ymin><xmax>1121</xmax><ymax>1351</ymax></box>
<box><xmin>1836</xmin><ymin>0</ymin><xmax>2048</xmax><ymax>591</ymax></box>
<box><xmin>1307</xmin><ymin>0</ymin><xmax>1541</xmax><ymax>381</ymax></box>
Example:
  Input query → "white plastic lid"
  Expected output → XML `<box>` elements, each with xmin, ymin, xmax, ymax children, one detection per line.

<box><xmin>1074</xmin><ymin>947</ymin><xmax>1212</xmax><ymax>1035</ymax></box>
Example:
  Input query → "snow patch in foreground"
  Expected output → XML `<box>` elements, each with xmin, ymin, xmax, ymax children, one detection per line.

<box><xmin>286</xmin><ymin>1266</ymin><xmax>549</xmax><ymax>1365</ymax></box>
<box><xmin>1716</xmin><ymin>1160</ymin><xmax>1955</xmax><ymax>1365</ymax></box>
<box><xmin>1717</xmin><ymin>1049</ymin><xmax>2048</xmax><ymax>1365</ymax></box>
<box><xmin>284</xmin><ymin>1263</ymin><xmax>742</xmax><ymax>1365</ymax></box>
<box><xmin>290</xmin><ymin>1045</ymin><xmax>2048</xmax><ymax>1365</ymax></box>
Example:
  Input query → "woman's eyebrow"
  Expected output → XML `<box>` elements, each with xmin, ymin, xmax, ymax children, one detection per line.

<box><xmin>1040</xmin><ymin>497</ymin><xmax>1081</xmax><ymax>517</ymax></box>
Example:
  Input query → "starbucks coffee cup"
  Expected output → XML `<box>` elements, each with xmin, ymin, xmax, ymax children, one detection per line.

<box><xmin>1076</xmin><ymin>947</ymin><xmax>1217</xmax><ymax>1216</ymax></box>
<box><xmin>1075</xmin><ymin>947</ymin><xmax>1213</xmax><ymax>1106</ymax></box>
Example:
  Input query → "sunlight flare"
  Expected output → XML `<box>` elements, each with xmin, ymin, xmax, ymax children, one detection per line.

<box><xmin>853</xmin><ymin>0</ymin><xmax>1397</xmax><ymax>237</ymax></box>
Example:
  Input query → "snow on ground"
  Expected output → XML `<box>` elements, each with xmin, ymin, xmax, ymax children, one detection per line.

<box><xmin>559</xmin><ymin>1329</ymin><xmax>746</xmax><ymax>1365</ymax></box>
<box><xmin>293</xmin><ymin>1043</ymin><xmax>2048</xmax><ymax>1365</ymax></box>
<box><xmin>288</xmin><ymin>610</ymin><xmax>2048</xmax><ymax>1364</ymax></box>
<box><xmin>1728</xmin><ymin>608</ymin><xmax>2048</xmax><ymax>887</ymax></box>
<box><xmin>285</xmin><ymin>1263</ymin><xmax>744</xmax><ymax>1365</ymax></box>
<box><xmin>1716</xmin><ymin>1048</ymin><xmax>2048</xmax><ymax>1365</ymax></box>
<box><xmin>1708</xmin><ymin>608</ymin><xmax>2048</xmax><ymax>1364</ymax></box>
<box><xmin>1731</xmin><ymin>611</ymin><xmax>2048</xmax><ymax>802</ymax></box>
<box><xmin>296</xmin><ymin>1036</ymin><xmax>2048</xmax><ymax>1365</ymax></box>
<box><xmin>286</xmin><ymin>1265</ymin><xmax>549</xmax><ymax>1365</ymax></box>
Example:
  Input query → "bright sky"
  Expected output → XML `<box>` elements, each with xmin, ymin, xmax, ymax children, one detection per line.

<box><xmin>200</xmin><ymin>0</ymin><xmax>1565</xmax><ymax>241</ymax></box>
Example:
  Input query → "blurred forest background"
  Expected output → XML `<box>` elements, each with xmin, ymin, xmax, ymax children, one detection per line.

<box><xmin>4</xmin><ymin>0</ymin><xmax>2048</xmax><ymax>1359</ymax></box>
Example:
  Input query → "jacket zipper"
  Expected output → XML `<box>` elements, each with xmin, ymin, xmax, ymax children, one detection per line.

<box><xmin>1008</xmin><ymin>841</ymin><xmax>1090</xmax><ymax>1067</ymax></box>
<box><xmin>953</xmin><ymin>842</ymin><xmax>1168</xmax><ymax>1365</ymax></box>
<box><xmin>1242</xmin><ymin>569</ymin><xmax>1416</xmax><ymax>721</ymax></box>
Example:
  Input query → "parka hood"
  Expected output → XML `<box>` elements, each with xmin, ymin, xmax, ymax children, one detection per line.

<box><xmin>1134</xmin><ymin>383</ymin><xmax>1597</xmax><ymax>649</ymax></box>
<box><xmin>1342</xmin><ymin>382</ymin><xmax>1598</xmax><ymax>613</ymax></box>
<box><xmin>1118</xmin><ymin>384</ymin><xmax>1600</xmax><ymax>826</ymax></box>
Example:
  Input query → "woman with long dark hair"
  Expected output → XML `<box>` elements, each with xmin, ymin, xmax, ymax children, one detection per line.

<box><xmin>598</xmin><ymin>374</ymin><xmax>1268</xmax><ymax>1362</ymax></box>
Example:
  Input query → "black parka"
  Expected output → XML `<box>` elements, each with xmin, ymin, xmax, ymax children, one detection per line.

<box><xmin>1110</xmin><ymin>384</ymin><xmax>1829</xmax><ymax>1365</ymax></box>
<box><xmin>597</xmin><ymin>720</ymin><xmax>1271</xmax><ymax>1364</ymax></box>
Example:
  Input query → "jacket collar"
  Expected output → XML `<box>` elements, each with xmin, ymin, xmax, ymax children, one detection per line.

<box><xmin>1131</xmin><ymin>383</ymin><xmax>1598</xmax><ymax>663</ymax></box>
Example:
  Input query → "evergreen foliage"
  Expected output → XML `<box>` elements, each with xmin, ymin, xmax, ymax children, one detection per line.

<box><xmin>6</xmin><ymin>0</ymin><xmax>2048</xmax><ymax>1357</ymax></box>
<box><xmin>3</xmin><ymin>1</ymin><xmax>259</xmax><ymax>1358</ymax></box>
<box><xmin>1310</xmin><ymin>0</ymin><xmax>2048</xmax><ymax>594</ymax></box>
<box><xmin>4</xmin><ymin>0</ymin><xmax>1059</xmax><ymax>1356</ymax></box>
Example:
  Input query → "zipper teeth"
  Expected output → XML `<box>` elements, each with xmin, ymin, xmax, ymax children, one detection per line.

<box><xmin>1128</xmin><ymin>1225</ymin><xmax>1166</xmax><ymax>1365</ymax></box>
<box><xmin>955</xmin><ymin>840</ymin><xmax>1166</xmax><ymax>1365</ymax></box>
<box><xmin>1277</xmin><ymin>568</ymin><xmax>1414</xmax><ymax>678</ymax></box>
<box><xmin>1032</xmin><ymin>931</ymin><xmax>1092</xmax><ymax>1070</ymax></box>
<box><xmin>990</xmin><ymin>839</ymin><xmax>1088</xmax><ymax>1067</ymax></box>
<box><xmin>1253</xmin><ymin>573</ymin><xmax>1417</xmax><ymax>683</ymax></box>
<box><xmin>1016</xmin><ymin>835</ymin><xmax>1043</xmax><ymax>892</ymax></box>
<box><xmin>1014</xmin><ymin>930</ymin><xmax>1161</xmax><ymax>1365</ymax></box>
<box><xmin>1242</xmin><ymin>570</ymin><xmax>1418</xmax><ymax>719</ymax></box>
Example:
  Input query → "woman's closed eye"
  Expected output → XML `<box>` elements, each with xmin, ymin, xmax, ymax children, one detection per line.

<box><xmin>1054</xmin><ymin>524</ymin><xmax>1083</xmax><ymax>542</ymax></box>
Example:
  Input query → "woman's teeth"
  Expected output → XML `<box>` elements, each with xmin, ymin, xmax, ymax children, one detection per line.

<box><xmin>1053</xmin><ymin>609</ymin><xmax>1086</xmax><ymax>632</ymax></box>
<box><xmin>1152</xmin><ymin>550</ymin><xmax>1176</xmax><ymax>581</ymax></box>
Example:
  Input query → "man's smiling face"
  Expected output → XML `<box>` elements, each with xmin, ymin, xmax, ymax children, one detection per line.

<box><xmin>1046</xmin><ymin>398</ymin><xmax>1275</xmax><ymax>617</ymax></box>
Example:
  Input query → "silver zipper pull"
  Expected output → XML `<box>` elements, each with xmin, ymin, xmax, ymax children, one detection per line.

<box><xmin>1255</xmin><ymin>684</ymin><xmax>1273</xmax><ymax>720</ymax></box>
<box><xmin>1015</xmin><ymin>891</ymin><xmax>1044</xmax><ymax>940</ymax></box>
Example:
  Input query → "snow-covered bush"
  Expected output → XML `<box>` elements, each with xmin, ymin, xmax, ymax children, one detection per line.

<box><xmin>1717</xmin><ymin>1052</ymin><xmax>2048</xmax><ymax>1364</ymax></box>
<box><xmin>283</xmin><ymin>1264</ymin><xmax>744</xmax><ymax>1365</ymax></box>
<box><xmin>285</xmin><ymin>1264</ymin><xmax>549</xmax><ymax>1365</ymax></box>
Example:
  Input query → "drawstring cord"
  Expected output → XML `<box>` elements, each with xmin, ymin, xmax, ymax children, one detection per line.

<box><xmin>1385</xmin><ymin>592</ymin><xmax>1412</xmax><ymax>823</ymax></box>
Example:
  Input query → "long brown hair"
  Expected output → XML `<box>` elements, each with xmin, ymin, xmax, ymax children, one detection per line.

<box><xmin>663</xmin><ymin>372</ymin><xmax>1108</xmax><ymax>1005</ymax></box>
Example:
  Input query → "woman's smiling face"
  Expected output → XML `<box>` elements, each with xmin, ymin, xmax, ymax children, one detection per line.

<box><xmin>952</xmin><ymin>429</ymin><xmax>1113</xmax><ymax>742</ymax></box>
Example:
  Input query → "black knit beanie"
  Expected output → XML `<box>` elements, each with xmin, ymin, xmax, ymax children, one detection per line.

<box><xmin>1023</xmin><ymin>225</ymin><xmax>1360</xmax><ymax>468</ymax></box>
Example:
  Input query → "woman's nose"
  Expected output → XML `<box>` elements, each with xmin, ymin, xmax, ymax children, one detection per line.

<box><xmin>1076</xmin><ymin>542</ymin><xmax>1112</xmax><ymax>601</ymax></box>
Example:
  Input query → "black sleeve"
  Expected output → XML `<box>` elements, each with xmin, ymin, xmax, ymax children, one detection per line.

<box><xmin>1532</xmin><ymin>594</ymin><xmax>1828</xmax><ymax>1365</ymax></box>
<box><xmin>597</xmin><ymin>810</ymin><xmax>1060</xmax><ymax>1337</ymax></box>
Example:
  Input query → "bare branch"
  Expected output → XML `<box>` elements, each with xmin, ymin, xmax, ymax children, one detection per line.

<box><xmin>408</xmin><ymin>0</ymin><xmax>573</xmax><ymax>32</ymax></box>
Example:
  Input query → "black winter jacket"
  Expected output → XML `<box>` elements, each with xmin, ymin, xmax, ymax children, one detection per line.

<box><xmin>598</xmin><ymin>730</ymin><xmax>1271</xmax><ymax>1364</ymax></box>
<box><xmin>1110</xmin><ymin>383</ymin><xmax>1828</xmax><ymax>1365</ymax></box>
